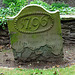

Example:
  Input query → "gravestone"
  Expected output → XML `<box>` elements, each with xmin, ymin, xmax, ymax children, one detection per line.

<box><xmin>7</xmin><ymin>4</ymin><xmax>63</xmax><ymax>62</ymax></box>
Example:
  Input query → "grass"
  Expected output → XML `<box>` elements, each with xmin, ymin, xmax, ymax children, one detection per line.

<box><xmin>0</xmin><ymin>65</ymin><xmax>75</xmax><ymax>75</ymax></box>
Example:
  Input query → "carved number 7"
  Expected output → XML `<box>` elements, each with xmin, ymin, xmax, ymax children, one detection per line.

<box><xmin>24</xmin><ymin>18</ymin><xmax>31</xmax><ymax>29</ymax></box>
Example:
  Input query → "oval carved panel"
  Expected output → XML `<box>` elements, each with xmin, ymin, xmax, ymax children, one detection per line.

<box><xmin>14</xmin><ymin>13</ymin><xmax>54</xmax><ymax>34</ymax></box>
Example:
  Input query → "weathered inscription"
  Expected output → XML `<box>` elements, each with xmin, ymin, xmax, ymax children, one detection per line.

<box><xmin>14</xmin><ymin>13</ymin><xmax>54</xmax><ymax>33</ymax></box>
<box><xmin>7</xmin><ymin>5</ymin><xmax>63</xmax><ymax>62</ymax></box>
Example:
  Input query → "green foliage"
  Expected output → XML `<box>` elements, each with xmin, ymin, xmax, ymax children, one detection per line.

<box><xmin>53</xmin><ymin>7</ymin><xmax>75</xmax><ymax>15</ymax></box>
<box><xmin>30</xmin><ymin>0</ymin><xmax>51</xmax><ymax>10</ymax></box>
<box><xmin>0</xmin><ymin>0</ymin><xmax>28</xmax><ymax>29</ymax></box>
<box><xmin>49</xmin><ymin>2</ymin><xmax>75</xmax><ymax>15</ymax></box>
<box><xmin>51</xmin><ymin>2</ymin><xmax>69</xmax><ymax>8</ymax></box>
<box><xmin>3</xmin><ymin>0</ymin><xmax>17</xmax><ymax>7</ymax></box>
<box><xmin>30</xmin><ymin>0</ymin><xmax>75</xmax><ymax>15</ymax></box>
<box><xmin>16</xmin><ymin>0</ymin><xmax>28</xmax><ymax>7</ymax></box>
<box><xmin>0</xmin><ymin>8</ymin><xmax>7</xmax><ymax>29</ymax></box>
<box><xmin>8</xmin><ymin>1</ymin><xmax>28</xmax><ymax>16</ymax></box>
<box><xmin>0</xmin><ymin>65</ymin><xmax>75</xmax><ymax>75</ymax></box>
<box><xmin>0</xmin><ymin>0</ymin><xmax>75</xmax><ymax>30</ymax></box>
<box><xmin>3</xmin><ymin>0</ymin><xmax>28</xmax><ymax>7</ymax></box>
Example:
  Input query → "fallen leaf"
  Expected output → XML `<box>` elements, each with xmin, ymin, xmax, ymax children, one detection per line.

<box><xmin>40</xmin><ymin>72</ymin><xmax>43</xmax><ymax>74</ymax></box>
<box><xmin>56</xmin><ymin>65</ymin><xmax>60</xmax><ymax>68</ymax></box>
<box><xmin>0</xmin><ymin>46</ymin><xmax>4</xmax><ymax>50</ymax></box>
<box><xmin>35</xmin><ymin>73</ymin><xmax>38</xmax><ymax>74</ymax></box>
<box><xmin>52</xmin><ymin>66</ymin><xmax>55</xmax><ymax>68</ymax></box>
<box><xmin>66</xmin><ymin>64</ymin><xmax>70</xmax><ymax>67</ymax></box>
<box><xmin>18</xmin><ymin>65</ymin><xmax>21</xmax><ymax>68</ymax></box>
<box><xmin>53</xmin><ymin>71</ymin><xmax>57</xmax><ymax>75</ymax></box>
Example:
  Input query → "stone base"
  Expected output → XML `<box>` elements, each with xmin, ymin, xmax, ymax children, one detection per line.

<box><xmin>12</xmin><ymin>45</ymin><xmax>64</xmax><ymax>62</ymax></box>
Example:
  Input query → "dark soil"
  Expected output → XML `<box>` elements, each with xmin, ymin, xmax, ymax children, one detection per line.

<box><xmin>0</xmin><ymin>44</ymin><xmax>75</xmax><ymax>69</ymax></box>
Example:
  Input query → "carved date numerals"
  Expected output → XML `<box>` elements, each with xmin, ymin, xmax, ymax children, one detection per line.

<box><xmin>18</xmin><ymin>15</ymin><xmax>49</xmax><ymax>31</ymax></box>
<box><xmin>23</xmin><ymin>17</ymin><xmax>40</xmax><ymax>31</ymax></box>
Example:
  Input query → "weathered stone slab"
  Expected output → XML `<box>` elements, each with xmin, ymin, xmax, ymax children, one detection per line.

<box><xmin>7</xmin><ymin>5</ymin><xmax>63</xmax><ymax>62</ymax></box>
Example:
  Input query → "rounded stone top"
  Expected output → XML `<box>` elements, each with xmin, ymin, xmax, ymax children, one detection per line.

<box><xmin>7</xmin><ymin>4</ymin><xmax>59</xmax><ymax>19</ymax></box>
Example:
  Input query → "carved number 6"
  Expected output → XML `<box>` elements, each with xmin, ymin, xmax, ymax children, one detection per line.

<box><xmin>41</xmin><ymin>16</ymin><xmax>49</xmax><ymax>27</ymax></box>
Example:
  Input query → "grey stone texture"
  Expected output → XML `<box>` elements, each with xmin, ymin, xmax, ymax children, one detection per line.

<box><xmin>0</xmin><ymin>0</ymin><xmax>3</xmax><ymax>8</ymax></box>
<box><xmin>0</xmin><ymin>0</ymin><xmax>5</xmax><ymax>8</ymax></box>
<box><xmin>61</xmin><ymin>15</ymin><xmax>75</xmax><ymax>44</ymax></box>
<box><xmin>0</xmin><ymin>26</ymin><xmax>10</xmax><ymax>45</ymax></box>
<box><xmin>61</xmin><ymin>20</ymin><xmax>75</xmax><ymax>44</ymax></box>
<box><xmin>7</xmin><ymin>5</ymin><xmax>63</xmax><ymax>62</ymax></box>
